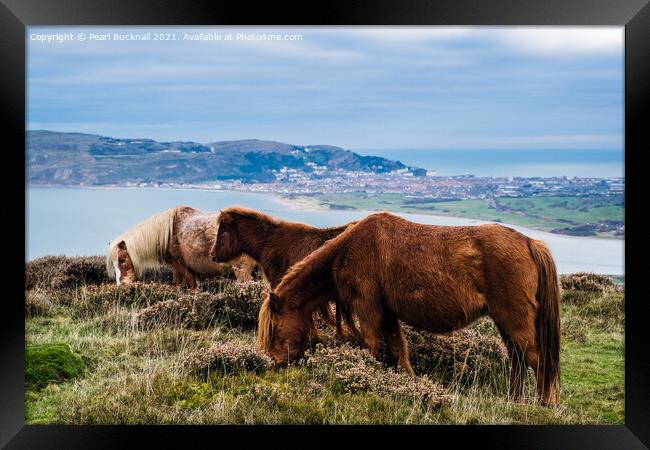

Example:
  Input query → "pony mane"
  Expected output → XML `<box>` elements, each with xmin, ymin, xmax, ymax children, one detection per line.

<box><xmin>257</xmin><ymin>295</ymin><xmax>274</xmax><ymax>351</ymax></box>
<box><xmin>276</xmin><ymin>224</ymin><xmax>362</xmax><ymax>337</ymax></box>
<box><xmin>277</xmin><ymin>227</ymin><xmax>345</xmax><ymax>294</ymax></box>
<box><xmin>222</xmin><ymin>205</ymin><xmax>352</xmax><ymax>233</ymax></box>
<box><xmin>222</xmin><ymin>206</ymin><xmax>282</xmax><ymax>226</ymax></box>
<box><xmin>106</xmin><ymin>208</ymin><xmax>176</xmax><ymax>279</ymax></box>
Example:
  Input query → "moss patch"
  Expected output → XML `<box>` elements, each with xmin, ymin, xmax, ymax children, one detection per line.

<box><xmin>26</xmin><ymin>343</ymin><xmax>86</xmax><ymax>391</ymax></box>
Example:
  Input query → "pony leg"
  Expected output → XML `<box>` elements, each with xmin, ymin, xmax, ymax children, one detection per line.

<box><xmin>183</xmin><ymin>268</ymin><xmax>197</xmax><ymax>290</ymax></box>
<box><xmin>381</xmin><ymin>314</ymin><xmax>414</xmax><ymax>376</ymax></box>
<box><xmin>496</xmin><ymin>325</ymin><xmax>527</xmax><ymax>402</ymax></box>
<box><xmin>170</xmin><ymin>260</ymin><xmax>184</xmax><ymax>287</ymax></box>
<box><xmin>237</xmin><ymin>256</ymin><xmax>255</xmax><ymax>282</ymax></box>
<box><xmin>492</xmin><ymin>303</ymin><xmax>539</xmax><ymax>403</ymax></box>
<box><xmin>356</xmin><ymin>304</ymin><xmax>384</xmax><ymax>359</ymax></box>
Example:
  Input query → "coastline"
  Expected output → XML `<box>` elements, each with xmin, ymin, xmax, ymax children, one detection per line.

<box><xmin>276</xmin><ymin>193</ymin><xmax>624</xmax><ymax>241</ymax></box>
<box><xmin>28</xmin><ymin>184</ymin><xmax>623</xmax><ymax>240</ymax></box>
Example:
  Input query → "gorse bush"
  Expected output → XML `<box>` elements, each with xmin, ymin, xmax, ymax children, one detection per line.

<box><xmin>185</xmin><ymin>341</ymin><xmax>273</xmax><ymax>376</ymax></box>
<box><xmin>304</xmin><ymin>343</ymin><xmax>451</xmax><ymax>407</ymax></box>
<box><xmin>26</xmin><ymin>343</ymin><xmax>86</xmax><ymax>391</ymax></box>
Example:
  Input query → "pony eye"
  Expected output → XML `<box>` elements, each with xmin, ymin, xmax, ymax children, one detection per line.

<box><xmin>118</xmin><ymin>257</ymin><xmax>125</xmax><ymax>264</ymax></box>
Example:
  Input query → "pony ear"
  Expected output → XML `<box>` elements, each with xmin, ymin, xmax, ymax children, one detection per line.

<box><xmin>117</xmin><ymin>240</ymin><xmax>127</xmax><ymax>250</ymax></box>
<box><xmin>268</xmin><ymin>292</ymin><xmax>281</xmax><ymax>313</ymax></box>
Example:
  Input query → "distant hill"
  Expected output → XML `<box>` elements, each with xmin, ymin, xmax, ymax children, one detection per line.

<box><xmin>27</xmin><ymin>130</ymin><xmax>426</xmax><ymax>185</ymax></box>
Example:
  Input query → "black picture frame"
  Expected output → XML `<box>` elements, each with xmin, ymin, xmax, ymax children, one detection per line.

<box><xmin>2</xmin><ymin>0</ymin><xmax>648</xmax><ymax>447</ymax></box>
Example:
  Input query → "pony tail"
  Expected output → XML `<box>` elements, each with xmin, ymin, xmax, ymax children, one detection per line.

<box><xmin>257</xmin><ymin>296</ymin><xmax>273</xmax><ymax>351</ymax></box>
<box><xmin>529</xmin><ymin>239</ymin><xmax>561</xmax><ymax>405</ymax></box>
<box><xmin>317</xmin><ymin>303</ymin><xmax>337</xmax><ymax>331</ymax></box>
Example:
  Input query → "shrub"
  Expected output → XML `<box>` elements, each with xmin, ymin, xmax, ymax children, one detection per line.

<box><xmin>403</xmin><ymin>325</ymin><xmax>509</xmax><ymax>385</ymax></box>
<box><xmin>25</xmin><ymin>290</ymin><xmax>55</xmax><ymax>317</ymax></box>
<box><xmin>217</xmin><ymin>281</ymin><xmax>267</xmax><ymax>329</ymax></box>
<box><xmin>562</xmin><ymin>289</ymin><xmax>599</xmax><ymax>305</ymax></box>
<box><xmin>139</xmin><ymin>266</ymin><xmax>174</xmax><ymax>284</ymax></box>
<box><xmin>560</xmin><ymin>272</ymin><xmax>614</xmax><ymax>292</ymax></box>
<box><xmin>26</xmin><ymin>343</ymin><xmax>86</xmax><ymax>391</ymax></box>
<box><xmin>304</xmin><ymin>343</ymin><xmax>451</xmax><ymax>406</ymax></box>
<box><xmin>185</xmin><ymin>341</ymin><xmax>273</xmax><ymax>376</ymax></box>
<box><xmin>138</xmin><ymin>292</ymin><xmax>218</xmax><ymax>330</ymax></box>
<box><xmin>72</xmin><ymin>283</ymin><xmax>182</xmax><ymax>318</ymax></box>
<box><xmin>562</xmin><ymin>290</ymin><xmax>624</xmax><ymax>340</ymax></box>
<box><xmin>26</xmin><ymin>256</ymin><xmax>108</xmax><ymax>290</ymax></box>
<box><xmin>198</xmin><ymin>278</ymin><xmax>233</xmax><ymax>295</ymax></box>
<box><xmin>24</xmin><ymin>255</ymin><xmax>227</xmax><ymax>290</ymax></box>
<box><xmin>137</xmin><ymin>281</ymin><xmax>268</xmax><ymax>330</ymax></box>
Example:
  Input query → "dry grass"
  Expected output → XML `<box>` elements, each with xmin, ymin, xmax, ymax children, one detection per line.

<box><xmin>404</xmin><ymin>324</ymin><xmax>509</xmax><ymax>387</ymax></box>
<box><xmin>24</xmin><ymin>257</ymin><xmax>625</xmax><ymax>424</ymax></box>
<box><xmin>26</xmin><ymin>256</ymin><xmax>109</xmax><ymax>290</ymax></box>
<box><xmin>304</xmin><ymin>343</ymin><xmax>452</xmax><ymax>407</ymax></box>
<box><xmin>184</xmin><ymin>341</ymin><xmax>274</xmax><ymax>376</ymax></box>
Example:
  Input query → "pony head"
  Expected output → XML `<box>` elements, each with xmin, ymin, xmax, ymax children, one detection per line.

<box><xmin>209</xmin><ymin>210</ymin><xmax>242</xmax><ymax>263</ymax></box>
<box><xmin>106</xmin><ymin>208</ymin><xmax>175</xmax><ymax>285</ymax></box>
<box><xmin>258</xmin><ymin>291</ymin><xmax>310</xmax><ymax>366</ymax></box>
<box><xmin>106</xmin><ymin>240</ymin><xmax>137</xmax><ymax>285</ymax></box>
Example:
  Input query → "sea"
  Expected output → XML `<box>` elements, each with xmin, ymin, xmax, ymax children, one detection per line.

<box><xmin>358</xmin><ymin>149</ymin><xmax>624</xmax><ymax>178</ymax></box>
<box><xmin>26</xmin><ymin>186</ymin><xmax>624</xmax><ymax>275</ymax></box>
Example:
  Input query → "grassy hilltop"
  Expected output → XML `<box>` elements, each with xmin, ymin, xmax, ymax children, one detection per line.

<box><xmin>25</xmin><ymin>257</ymin><xmax>624</xmax><ymax>424</ymax></box>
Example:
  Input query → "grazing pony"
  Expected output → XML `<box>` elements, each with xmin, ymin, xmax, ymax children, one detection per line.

<box><xmin>107</xmin><ymin>206</ymin><xmax>255</xmax><ymax>288</ymax></box>
<box><xmin>258</xmin><ymin>212</ymin><xmax>561</xmax><ymax>406</ymax></box>
<box><xmin>208</xmin><ymin>206</ymin><xmax>357</xmax><ymax>334</ymax></box>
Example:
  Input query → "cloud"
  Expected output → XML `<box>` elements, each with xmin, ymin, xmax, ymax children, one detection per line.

<box><xmin>341</xmin><ymin>26</ymin><xmax>622</xmax><ymax>57</ymax></box>
<box><xmin>344</xmin><ymin>26</ymin><xmax>476</xmax><ymax>43</ymax></box>
<box><xmin>27</xmin><ymin>26</ymin><xmax>623</xmax><ymax>150</ymax></box>
<box><xmin>494</xmin><ymin>27</ymin><xmax>623</xmax><ymax>56</ymax></box>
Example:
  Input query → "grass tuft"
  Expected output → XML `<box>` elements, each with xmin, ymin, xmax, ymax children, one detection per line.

<box><xmin>185</xmin><ymin>341</ymin><xmax>274</xmax><ymax>376</ymax></box>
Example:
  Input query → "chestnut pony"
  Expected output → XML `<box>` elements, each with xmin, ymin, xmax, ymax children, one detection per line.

<box><xmin>259</xmin><ymin>212</ymin><xmax>561</xmax><ymax>406</ymax></box>
<box><xmin>209</xmin><ymin>206</ymin><xmax>357</xmax><ymax>332</ymax></box>
<box><xmin>107</xmin><ymin>206</ymin><xmax>255</xmax><ymax>288</ymax></box>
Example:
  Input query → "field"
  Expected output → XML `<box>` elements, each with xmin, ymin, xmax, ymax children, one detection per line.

<box><xmin>302</xmin><ymin>193</ymin><xmax>624</xmax><ymax>238</ymax></box>
<box><xmin>25</xmin><ymin>257</ymin><xmax>624</xmax><ymax>424</ymax></box>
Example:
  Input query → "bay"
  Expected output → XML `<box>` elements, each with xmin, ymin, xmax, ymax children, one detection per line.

<box><xmin>26</xmin><ymin>186</ymin><xmax>624</xmax><ymax>275</ymax></box>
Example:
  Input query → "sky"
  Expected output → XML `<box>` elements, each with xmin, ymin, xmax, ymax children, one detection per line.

<box><xmin>27</xmin><ymin>26</ymin><xmax>623</xmax><ymax>152</ymax></box>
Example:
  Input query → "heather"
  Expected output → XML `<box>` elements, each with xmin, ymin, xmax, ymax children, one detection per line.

<box><xmin>25</xmin><ymin>256</ymin><xmax>624</xmax><ymax>424</ymax></box>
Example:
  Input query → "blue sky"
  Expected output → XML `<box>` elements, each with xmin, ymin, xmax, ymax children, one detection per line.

<box><xmin>27</xmin><ymin>26</ymin><xmax>623</xmax><ymax>151</ymax></box>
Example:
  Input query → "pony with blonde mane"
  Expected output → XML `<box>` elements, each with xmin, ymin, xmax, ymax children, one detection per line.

<box><xmin>107</xmin><ymin>206</ymin><xmax>255</xmax><ymax>288</ymax></box>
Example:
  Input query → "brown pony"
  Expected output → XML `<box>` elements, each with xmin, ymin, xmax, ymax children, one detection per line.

<box><xmin>208</xmin><ymin>206</ymin><xmax>355</xmax><ymax>287</ymax></box>
<box><xmin>258</xmin><ymin>212</ymin><xmax>561</xmax><ymax>406</ymax></box>
<box><xmin>107</xmin><ymin>206</ymin><xmax>255</xmax><ymax>288</ymax></box>
<box><xmin>208</xmin><ymin>206</ymin><xmax>357</xmax><ymax>333</ymax></box>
